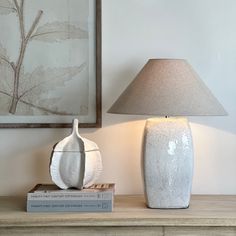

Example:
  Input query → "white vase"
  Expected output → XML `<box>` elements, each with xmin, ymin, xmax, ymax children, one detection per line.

<box><xmin>50</xmin><ymin>119</ymin><xmax>102</xmax><ymax>189</ymax></box>
<box><xmin>143</xmin><ymin>117</ymin><xmax>193</xmax><ymax>208</ymax></box>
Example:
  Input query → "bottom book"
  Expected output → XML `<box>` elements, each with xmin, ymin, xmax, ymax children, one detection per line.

<box><xmin>27</xmin><ymin>200</ymin><xmax>113</xmax><ymax>212</ymax></box>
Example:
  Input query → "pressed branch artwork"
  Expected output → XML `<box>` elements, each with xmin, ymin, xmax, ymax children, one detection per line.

<box><xmin>0</xmin><ymin>0</ymin><xmax>101</xmax><ymax>127</ymax></box>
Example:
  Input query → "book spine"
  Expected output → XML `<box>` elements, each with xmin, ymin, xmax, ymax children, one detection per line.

<box><xmin>27</xmin><ymin>200</ymin><xmax>113</xmax><ymax>212</ymax></box>
<box><xmin>27</xmin><ymin>192</ymin><xmax>113</xmax><ymax>201</ymax></box>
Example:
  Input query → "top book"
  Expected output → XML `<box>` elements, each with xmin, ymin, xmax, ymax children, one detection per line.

<box><xmin>28</xmin><ymin>183</ymin><xmax>115</xmax><ymax>201</ymax></box>
<box><xmin>30</xmin><ymin>183</ymin><xmax>115</xmax><ymax>193</ymax></box>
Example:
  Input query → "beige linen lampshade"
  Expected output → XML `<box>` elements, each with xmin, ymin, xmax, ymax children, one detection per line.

<box><xmin>108</xmin><ymin>59</ymin><xmax>227</xmax><ymax>209</ymax></box>
<box><xmin>108</xmin><ymin>59</ymin><xmax>227</xmax><ymax>116</ymax></box>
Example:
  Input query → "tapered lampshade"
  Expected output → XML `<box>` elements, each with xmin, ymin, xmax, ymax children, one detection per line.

<box><xmin>108</xmin><ymin>59</ymin><xmax>227</xmax><ymax>209</ymax></box>
<box><xmin>108</xmin><ymin>59</ymin><xmax>227</xmax><ymax>116</ymax></box>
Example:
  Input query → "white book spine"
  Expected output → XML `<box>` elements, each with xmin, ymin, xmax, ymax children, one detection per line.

<box><xmin>27</xmin><ymin>192</ymin><xmax>113</xmax><ymax>201</ymax></box>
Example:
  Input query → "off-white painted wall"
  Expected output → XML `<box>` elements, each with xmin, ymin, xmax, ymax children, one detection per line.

<box><xmin>0</xmin><ymin>0</ymin><xmax>235</xmax><ymax>195</ymax></box>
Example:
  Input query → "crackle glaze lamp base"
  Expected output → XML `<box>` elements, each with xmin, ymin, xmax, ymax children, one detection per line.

<box><xmin>108</xmin><ymin>59</ymin><xmax>227</xmax><ymax>209</ymax></box>
<box><xmin>143</xmin><ymin>117</ymin><xmax>193</xmax><ymax>208</ymax></box>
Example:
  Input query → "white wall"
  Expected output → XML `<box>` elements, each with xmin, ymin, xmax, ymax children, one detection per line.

<box><xmin>0</xmin><ymin>0</ymin><xmax>236</xmax><ymax>196</ymax></box>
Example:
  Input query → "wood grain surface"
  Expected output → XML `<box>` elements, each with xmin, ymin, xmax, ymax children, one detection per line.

<box><xmin>1</xmin><ymin>195</ymin><xmax>236</xmax><ymax>235</ymax></box>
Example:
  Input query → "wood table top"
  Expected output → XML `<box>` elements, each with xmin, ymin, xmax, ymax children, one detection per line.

<box><xmin>1</xmin><ymin>195</ymin><xmax>236</xmax><ymax>227</ymax></box>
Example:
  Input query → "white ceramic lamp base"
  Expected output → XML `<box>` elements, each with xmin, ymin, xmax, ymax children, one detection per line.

<box><xmin>143</xmin><ymin>117</ymin><xmax>193</xmax><ymax>209</ymax></box>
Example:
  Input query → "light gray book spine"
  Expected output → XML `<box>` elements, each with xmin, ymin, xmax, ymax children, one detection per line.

<box><xmin>27</xmin><ymin>200</ymin><xmax>113</xmax><ymax>212</ymax></box>
<box><xmin>28</xmin><ymin>191</ymin><xmax>113</xmax><ymax>201</ymax></box>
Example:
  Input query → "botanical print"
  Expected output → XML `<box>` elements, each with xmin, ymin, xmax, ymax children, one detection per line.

<box><xmin>0</xmin><ymin>0</ymin><xmax>96</xmax><ymax>123</ymax></box>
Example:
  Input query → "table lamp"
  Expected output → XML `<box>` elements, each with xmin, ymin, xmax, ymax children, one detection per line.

<box><xmin>108</xmin><ymin>59</ymin><xmax>227</xmax><ymax>209</ymax></box>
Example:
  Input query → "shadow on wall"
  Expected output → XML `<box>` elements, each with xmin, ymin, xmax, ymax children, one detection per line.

<box><xmin>189</xmin><ymin>115</ymin><xmax>236</xmax><ymax>135</ymax></box>
<box><xmin>0</xmin><ymin>129</ymin><xmax>71</xmax><ymax>196</ymax></box>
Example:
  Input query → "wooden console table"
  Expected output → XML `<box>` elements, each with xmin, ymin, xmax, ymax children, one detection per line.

<box><xmin>1</xmin><ymin>195</ymin><xmax>236</xmax><ymax>235</ymax></box>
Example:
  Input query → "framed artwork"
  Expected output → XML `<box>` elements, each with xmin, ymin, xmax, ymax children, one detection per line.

<box><xmin>0</xmin><ymin>0</ymin><xmax>101</xmax><ymax>128</ymax></box>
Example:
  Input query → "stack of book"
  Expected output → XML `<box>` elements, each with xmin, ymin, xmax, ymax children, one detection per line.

<box><xmin>27</xmin><ymin>183</ymin><xmax>115</xmax><ymax>212</ymax></box>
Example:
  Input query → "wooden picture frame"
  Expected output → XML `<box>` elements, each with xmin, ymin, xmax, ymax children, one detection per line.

<box><xmin>0</xmin><ymin>0</ymin><xmax>101</xmax><ymax>128</ymax></box>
